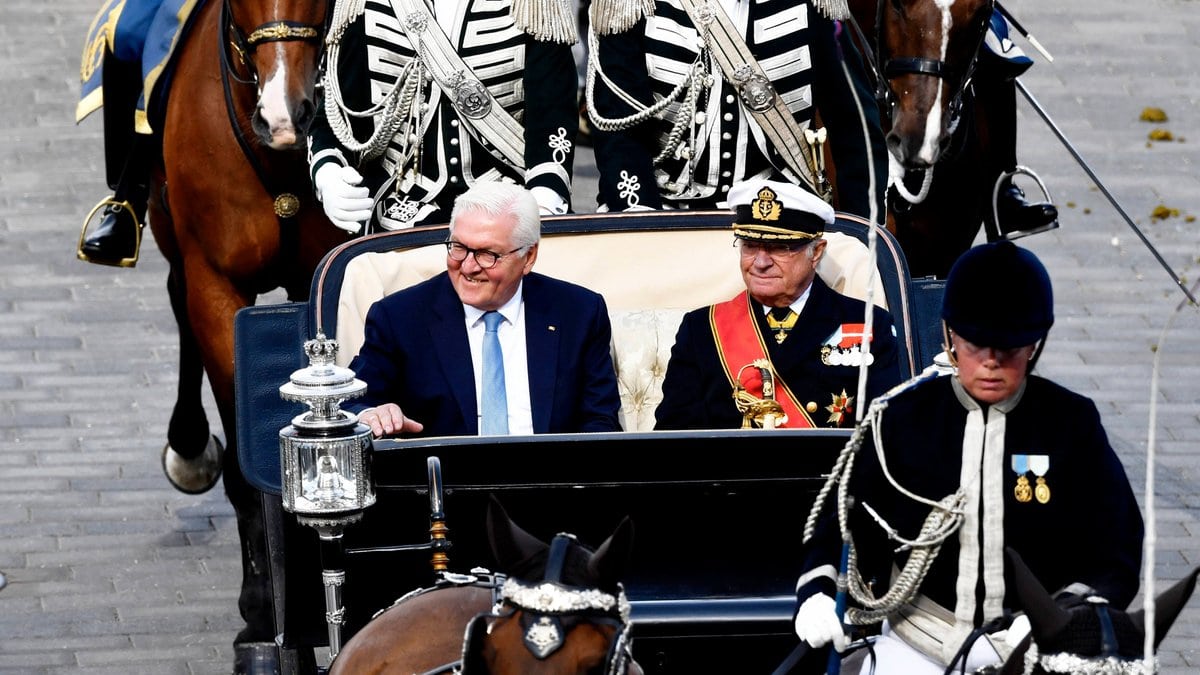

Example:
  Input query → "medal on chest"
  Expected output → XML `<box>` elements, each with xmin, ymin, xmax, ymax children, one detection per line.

<box><xmin>1011</xmin><ymin>454</ymin><xmax>1051</xmax><ymax>504</ymax></box>
<box><xmin>820</xmin><ymin>323</ymin><xmax>875</xmax><ymax>366</ymax></box>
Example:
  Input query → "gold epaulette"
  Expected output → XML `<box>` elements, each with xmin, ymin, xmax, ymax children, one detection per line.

<box><xmin>512</xmin><ymin>0</ymin><xmax>579</xmax><ymax>44</ymax></box>
<box><xmin>589</xmin><ymin>0</ymin><xmax>655</xmax><ymax>36</ymax></box>
<box><xmin>812</xmin><ymin>0</ymin><xmax>850</xmax><ymax>20</ymax></box>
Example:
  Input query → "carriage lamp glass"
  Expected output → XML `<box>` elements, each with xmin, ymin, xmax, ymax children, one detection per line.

<box><xmin>278</xmin><ymin>333</ymin><xmax>375</xmax><ymax>517</ymax></box>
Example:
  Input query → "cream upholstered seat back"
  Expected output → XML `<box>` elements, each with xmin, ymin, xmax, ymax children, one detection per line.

<box><xmin>334</xmin><ymin>228</ymin><xmax>887</xmax><ymax>431</ymax></box>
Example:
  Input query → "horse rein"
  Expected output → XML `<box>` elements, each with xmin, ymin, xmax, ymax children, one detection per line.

<box><xmin>216</xmin><ymin>0</ymin><xmax>329</xmax><ymax>219</ymax></box>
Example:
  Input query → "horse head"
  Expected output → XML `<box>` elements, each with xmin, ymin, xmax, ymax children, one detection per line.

<box><xmin>462</xmin><ymin>496</ymin><xmax>640</xmax><ymax>675</ymax></box>
<box><xmin>873</xmin><ymin>0</ymin><xmax>994</xmax><ymax>169</ymax></box>
<box><xmin>222</xmin><ymin>0</ymin><xmax>329</xmax><ymax>149</ymax></box>
<box><xmin>1000</xmin><ymin>547</ymin><xmax>1200</xmax><ymax>674</ymax></box>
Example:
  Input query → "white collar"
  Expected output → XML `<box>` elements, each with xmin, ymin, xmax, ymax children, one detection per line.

<box><xmin>463</xmin><ymin>280</ymin><xmax>525</xmax><ymax>327</ymax></box>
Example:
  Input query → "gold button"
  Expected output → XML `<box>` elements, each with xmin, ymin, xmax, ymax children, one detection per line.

<box><xmin>806</xmin><ymin>401</ymin><xmax>818</xmax><ymax>413</ymax></box>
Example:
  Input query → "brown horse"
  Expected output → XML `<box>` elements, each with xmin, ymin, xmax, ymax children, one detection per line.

<box><xmin>147</xmin><ymin>0</ymin><xmax>346</xmax><ymax>661</ymax></box>
<box><xmin>331</xmin><ymin>498</ymin><xmax>642</xmax><ymax>675</ymax></box>
<box><xmin>846</xmin><ymin>0</ymin><xmax>998</xmax><ymax>277</ymax></box>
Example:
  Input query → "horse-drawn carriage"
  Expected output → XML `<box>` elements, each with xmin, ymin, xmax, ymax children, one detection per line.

<box><xmin>232</xmin><ymin>210</ymin><xmax>948</xmax><ymax>672</ymax></box>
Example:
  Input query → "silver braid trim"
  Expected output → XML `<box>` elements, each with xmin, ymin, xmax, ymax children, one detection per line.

<box><xmin>1036</xmin><ymin>652</ymin><xmax>1156</xmax><ymax>675</ymax></box>
<box><xmin>585</xmin><ymin>27</ymin><xmax>709</xmax><ymax>170</ymax></box>
<box><xmin>811</xmin><ymin>0</ymin><xmax>850</xmax><ymax>20</ymax></box>
<box><xmin>801</xmin><ymin>366</ymin><xmax>967</xmax><ymax>626</ymax></box>
<box><xmin>512</xmin><ymin>0</ymin><xmax>579</xmax><ymax>43</ymax></box>
<box><xmin>590</xmin><ymin>0</ymin><xmax>656</xmax><ymax>36</ymax></box>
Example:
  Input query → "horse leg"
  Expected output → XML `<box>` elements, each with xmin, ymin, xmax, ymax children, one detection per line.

<box><xmin>162</xmin><ymin>264</ymin><xmax>224</xmax><ymax>494</ymax></box>
<box><xmin>178</xmin><ymin>259</ymin><xmax>277</xmax><ymax>661</ymax></box>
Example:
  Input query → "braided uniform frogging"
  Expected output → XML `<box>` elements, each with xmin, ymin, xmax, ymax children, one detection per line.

<box><xmin>802</xmin><ymin>367</ymin><xmax>966</xmax><ymax>625</ymax></box>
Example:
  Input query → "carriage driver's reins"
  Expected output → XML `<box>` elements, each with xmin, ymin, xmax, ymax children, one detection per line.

<box><xmin>217</xmin><ymin>0</ymin><xmax>328</xmax><ymax>219</ymax></box>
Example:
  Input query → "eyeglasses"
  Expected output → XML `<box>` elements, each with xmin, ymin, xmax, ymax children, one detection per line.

<box><xmin>951</xmin><ymin>334</ymin><xmax>1034</xmax><ymax>363</ymax></box>
<box><xmin>445</xmin><ymin>241</ymin><xmax>523</xmax><ymax>269</ymax></box>
<box><xmin>736</xmin><ymin>239</ymin><xmax>812</xmax><ymax>258</ymax></box>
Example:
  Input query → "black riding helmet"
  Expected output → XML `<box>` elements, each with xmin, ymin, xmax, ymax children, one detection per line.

<box><xmin>942</xmin><ymin>241</ymin><xmax>1054</xmax><ymax>349</ymax></box>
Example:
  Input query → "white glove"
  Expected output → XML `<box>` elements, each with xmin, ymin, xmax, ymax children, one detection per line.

<box><xmin>794</xmin><ymin>593</ymin><xmax>848</xmax><ymax>651</ymax></box>
<box><xmin>314</xmin><ymin>163</ymin><xmax>374</xmax><ymax>234</ymax></box>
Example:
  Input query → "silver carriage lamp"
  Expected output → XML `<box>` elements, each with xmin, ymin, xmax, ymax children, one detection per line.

<box><xmin>279</xmin><ymin>333</ymin><xmax>375</xmax><ymax>520</ymax></box>
<box><xmin>278</xmin><ymin>332</ymin><xmax>374</xmax><ymax>661</ymax></box>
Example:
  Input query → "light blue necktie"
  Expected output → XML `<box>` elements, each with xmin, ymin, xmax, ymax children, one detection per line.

<box><xmin>481</xmin><ymin>311</ymin><xmax>508</xmax><ymax>435</ymax></box>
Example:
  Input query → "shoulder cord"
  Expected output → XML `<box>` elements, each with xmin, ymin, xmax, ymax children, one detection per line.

<box><xmin>802</xmin><ymin>367</ymin><xmax>967</xmax><ymax>625</ymax></box>
<box><xmin>584</xmin><ymin>27</ymin><xmax>709</xmax><ymax>168</ymax></box>
<box><xmin>322</xmin><ymin>0</ymin><xmax>426</xmax><ymax>162</ymax></box>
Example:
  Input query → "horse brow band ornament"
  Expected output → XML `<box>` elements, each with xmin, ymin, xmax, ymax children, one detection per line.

<box><xmin>246</xmin><ymin>23</ymin><xmax>319</xmax><ymax>46</ymax></box>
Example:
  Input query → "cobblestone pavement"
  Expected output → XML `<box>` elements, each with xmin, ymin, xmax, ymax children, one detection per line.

<box><xmin>0</xmin><ymin>0</ymin><xmax>1197</xmax><ymax>673</ymax></box>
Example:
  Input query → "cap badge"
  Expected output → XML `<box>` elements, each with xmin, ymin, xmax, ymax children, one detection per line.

<box><xmin>751</xmin><ymin>187</ymin><xmax>783</xmax><ymax>221</ymax></box>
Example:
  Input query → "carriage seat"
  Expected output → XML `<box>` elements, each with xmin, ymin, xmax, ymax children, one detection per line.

<box><xmin>331</xmin><ymin>227</ymin><xmax>889</xmax><ymax>431</ymax></box>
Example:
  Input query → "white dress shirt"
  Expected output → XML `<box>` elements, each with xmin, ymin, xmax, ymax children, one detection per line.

<box><xmin>462</xmin><ymin>283</ymin><xmax>534</xmax><ymax>435</ymax></box>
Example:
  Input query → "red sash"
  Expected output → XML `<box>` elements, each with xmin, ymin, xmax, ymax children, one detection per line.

<box><xmin>709</xmin><ymin>292</ymin><xmax>814</xmax><ymax>428</ymax></box>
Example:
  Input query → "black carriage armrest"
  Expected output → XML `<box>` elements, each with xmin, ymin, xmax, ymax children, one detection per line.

<box><xmin>369</xmin><ymin>429</ymin><xmax>850</xmax><ymax>489</ymax></box>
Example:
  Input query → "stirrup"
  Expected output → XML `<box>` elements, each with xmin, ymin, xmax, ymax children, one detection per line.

<box><xmin>992</xmin><ymin>166</ymin><xmax>1059</xmax><ymax>241</ymax></box>
<box><xmin>77</xmin><ymin>196</ymin><xmax>145</xmax><ymax>268</ymax></box>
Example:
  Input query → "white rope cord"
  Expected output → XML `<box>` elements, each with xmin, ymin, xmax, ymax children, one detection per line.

<box><xmin>584</xmin><ymin>25</ymin><xmax>710</xmax><ymax>168</ymax></box>
<box><xmin>1141</xmin><ymin>280</ymin><xmax>1200</xmax><ymax>668</ymax></box>
<box><xmin>801</xmin><ymin>368</ymin><xmax>966</xmax><ymax>625</ymax></box>
<box><xmin>888</xmin><ymin>153</ymin><xmax>934</xmax><ymax>205</ymax></box>
<box><xmin>323</xmin><ymin>0</ymin><xmax>424</xmax><ymax>161</ymax></box>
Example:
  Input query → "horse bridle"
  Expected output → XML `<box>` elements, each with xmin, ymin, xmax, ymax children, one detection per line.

<box><xmin>855</xmin><ymin>0</ymin><xmax>995</xmax><ymax>137</ymax></box>
<box><xmin>457</xmin><ymin>535</ymin><xmax>635</xmax><ymax>675</ymax></box>
<box><xmin>216</xmin><ymin>0</ymin><xmax>331</xmax><ymax>219</ymax></box>
<box><xmin>221</xmin><ymin>0</ymin><xmax>328</xmax><ymax>85</ymax></box>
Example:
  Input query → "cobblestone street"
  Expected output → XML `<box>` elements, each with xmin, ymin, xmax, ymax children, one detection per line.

<box><xmin>0</xmin><ymin>0</ymin><xmax>1197</xmax><ymax>672</ymax></box>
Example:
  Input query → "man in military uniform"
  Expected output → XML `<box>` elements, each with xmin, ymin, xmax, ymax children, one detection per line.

<box><xmin>655</xmin><ymin>180</ymin><xmax>900</xmax><ymax>430</ymax></box>
<box><xmin>309</xmin><ymin>0</ymin><xmax>581</xmax><ymax>233</ymax></box>
<box><xmin>584</xmin><ymin>0</ymin><xmax>887</xmax><ymax>221</ymax></box>
<box><xmin>793</xmin><ymin>242</ymin><xmax>1143</xmax><ymax>673</ymax></box>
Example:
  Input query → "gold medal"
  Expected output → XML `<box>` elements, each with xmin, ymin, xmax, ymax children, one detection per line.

<box><xmin>1035</xmin><ymin>476</ymin><xmax>1051</xmax><ymax>504</ymax></box>
<box><xmin>766</xmin><ymin>309</ymin><xmax>798</xmax><ymax>345</ymax></box>
<box><xmin>1014</xmin><ymin>474</ymin><xmax>1032</xmax><ymax>503</ymax></box>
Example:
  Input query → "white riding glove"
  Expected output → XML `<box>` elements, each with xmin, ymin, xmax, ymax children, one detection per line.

<box><xmin>794</xmin><ymin>593</ymin><xmax>848</xmax><ymax>651</ymax></box>
<box><xmin>314</xmin><ymin>163</ymin><xmax>374</xmax><ymax>234</ymax></box>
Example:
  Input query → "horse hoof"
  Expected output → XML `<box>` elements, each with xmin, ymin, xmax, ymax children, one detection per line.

<box><xmin>162</xmin><ymin>436</ymin><xmax>223</xmax><ymax>494</ymax></box>
<box><xmin>234</xmin><ymin>641</ymin><xmax>280</xmax><ymax>675</ymax></box>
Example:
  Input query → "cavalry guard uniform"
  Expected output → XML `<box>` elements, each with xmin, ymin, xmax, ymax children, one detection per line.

<box><xmin>77</xmin><ymin>0</ymin><xmax>191</xmax><ymax>266</ymax></box>
<box><xmin>309</xmin><ymin>0</ymin><xmax>581</xmax><ymax>232</ymax></box>
<box><xmin>655</xmin><ymin>181</ymin><xmax>900</xmax><ymax>431</ymax></box>
<box><xmin>584</xmin><ymin>0</ymin><xmax>886</xmax><ymax>219</ymax></box>
<box><xmin>794</xmin><ymin>242</ymin><xmax>1143</xmax><ymax>674</ymax></box>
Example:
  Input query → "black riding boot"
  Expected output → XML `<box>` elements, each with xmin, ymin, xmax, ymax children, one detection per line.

<box><xmin>995</xmin><ymin>179</ymin><xmax>1059</xmax><ymax>240</ymax></box>
<box><xmin>79</xmin><ymin>51</ymin><xmax>151</xmax><ymax>267</ymax></box>
<box><xmin>974</xmin><ymin>67</ymin><xmax>1058</xmax><ymax>241</ymax></box>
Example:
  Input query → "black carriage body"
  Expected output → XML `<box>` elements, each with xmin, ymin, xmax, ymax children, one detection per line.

<box><xmin>233</xmin><ymin>211</ymin><xmax>947</xmax><ymax>673</ymax></box>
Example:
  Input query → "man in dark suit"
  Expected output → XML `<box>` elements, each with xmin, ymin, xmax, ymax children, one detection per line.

<box><xmin>348</xmin><ymin>181</ymin><xmax>622</xmax><ymax>437</ymax></box>
<box><xmin>655</xmin><ymin>180</ymin><xmax>901</xmax><ymax>430</ymax></box>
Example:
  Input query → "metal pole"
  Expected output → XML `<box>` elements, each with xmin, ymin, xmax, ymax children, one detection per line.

<box><xmin>1015</xmin><ymin>79</ymin><xmax>1198</xmax><ymax>306</ymax></box>
<box><xmin>995</xmin><ymin>2</ymin><xmax>1054</xmax><ymax>62</ymax></box>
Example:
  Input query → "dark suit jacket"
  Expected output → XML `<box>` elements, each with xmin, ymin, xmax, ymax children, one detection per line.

<box><xmin>347</xmin><ymin>272</ymin><xmax>622</xmax><ymax>436</ymax></box>
<box><xmin>655</xmin><ymin>277</ymin><xmax>901</xmax><ymax>430</ymax></box>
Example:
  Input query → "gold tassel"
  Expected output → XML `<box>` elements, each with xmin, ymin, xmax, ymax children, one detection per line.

<box><xmin>512</xmin><ymin>0</ymin><xmax>579</xmax><ymax>44</ymax></box>
<box><xmin>812</xmin><ymin>0</ymin><xmax>850</xmax><ymax>20</ymax></box>
<box><xmin>590</xmin><ymin>0</ymin><xmax>656</xmax><ymax>36</ymax></box>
